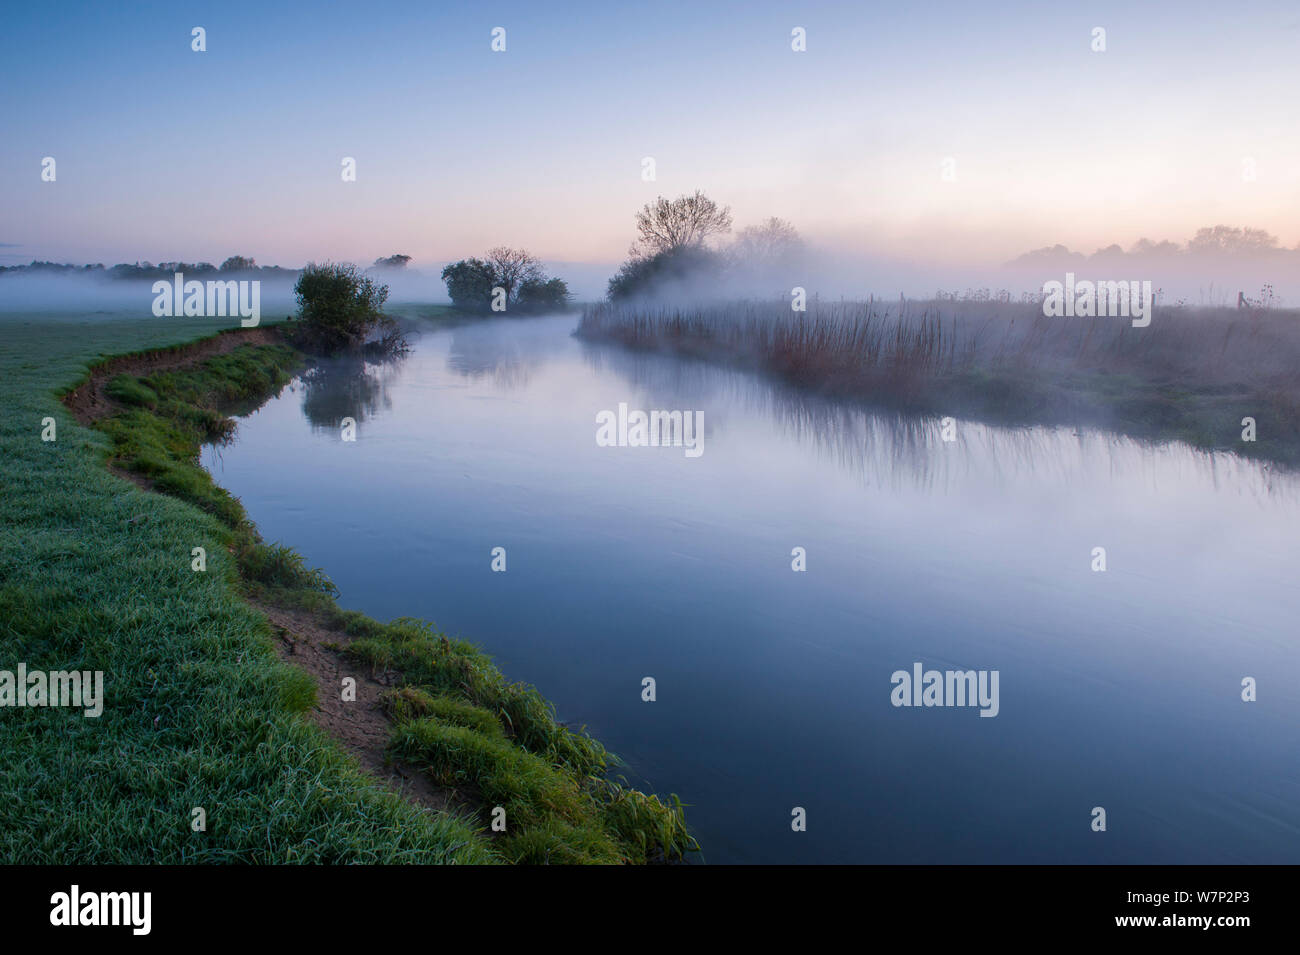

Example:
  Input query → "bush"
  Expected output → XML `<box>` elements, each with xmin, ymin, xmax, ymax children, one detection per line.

<box><xmin>607</xmin><ymin>245</ymin><xmax>725</xmax><ymax>302</ymax></box>
<box><xmin>440</xmin><ymin>258</ymin><xmax>496</xmax><ymax>313</ymax></box>
<box><xmin>518</xmin><ymin>277</ymin><xmax>570</xmax><ymax>311</ymax></box>
<box><xmin>441</xmin><ymin>250</ymin><xmax>570</xmax><ymax>314</ymax></box>
<box><xmin>293</xmin><ymin>262</ymin><xmax>396</xmax><ymax>353</ymax></box>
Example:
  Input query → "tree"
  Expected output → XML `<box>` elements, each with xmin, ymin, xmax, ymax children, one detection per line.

<box><xmin>1129</xmin><ymin>238</ymin><xmax>1181</xmax><ymax>257</ymax></box>
<box><xmin>373</xmin><ymin>254</ymin><xmax>412</xmax><ymax>269</ymax></box>
<box><xmin>441</xmin><ymin>258</ymin><xmax>497</xmax><ymax>312</ymax></box>
<box><xmin>484</xmin><ymin>247</ymin><xmax>544</xmax><ymax>304</ymax></box>
<box><xmin>1186</xmin><ymin>226</ymin><xmax>1278</xmax><ymax>255</ymax></box>
<box><xmin>219</xmin><ymin>255</ymin><xmax>256</xmax><ymax>272</ymax></box>
<box><xmin>633</xmin><ymin>191</ymin><xmax>732</xmax><ymax>256</ymax></box>
<box><xmin>729</xmin><ymin>217</ymin><xmax>803</xmax><ymax>270</ymax></box>
<box><xmin>442</xmin><ymin>249</ymin><xmax>568</xmax><ymax>314</ymax></box>
<box><xmin>293</xmin><ymin>262</ymin><xmax>395</xmax><ymax>353</ymax></box>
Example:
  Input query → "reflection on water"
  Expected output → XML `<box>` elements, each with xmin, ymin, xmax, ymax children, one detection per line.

<box><xmin>204</xmin><ymin>314</ymin><xmax>1300</xmax><ymax>864</ymax></box>
<box><xmin>578</xmin><ymin>334</ymin><xmax>1292</xmax><ymax>502</ymax></box>
<box><xmin>296</xmin><ymin>351</ymin><xmax>407</xmax><ymax>433</ymax></box>
<box><xmin>447</xmin><ymin>323</ymin><xmax>540</xmax><ymax>391</ymax></box>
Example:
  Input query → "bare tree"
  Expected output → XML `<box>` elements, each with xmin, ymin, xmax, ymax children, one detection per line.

<box><xmin>484</xmin><ymin>246</ymin><xmax>544</xmax><ymax>302</ymax></box>
<box><xmin>730</xmin><ymin>217</ymin><xmax>802</xmax><ymax>268</ymax></box>
<box><xmin>633</xmin><ymin>191</ymin><xmax>733</xmax><ymax>257</ymax></box>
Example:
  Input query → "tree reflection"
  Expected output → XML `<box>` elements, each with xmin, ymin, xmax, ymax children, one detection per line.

<box><xmin>299</xmin><ymin>349</ymin><xmax>407</xmax><ymax>434</ymax></box>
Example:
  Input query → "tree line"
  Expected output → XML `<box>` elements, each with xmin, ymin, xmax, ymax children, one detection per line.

<box><xmin>0</xmin><ymin>254</ymin><xmax>421</xmax><ymax>280</ymax></box>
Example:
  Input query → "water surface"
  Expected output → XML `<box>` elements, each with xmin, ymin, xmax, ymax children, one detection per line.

<box><xmin>204</xmin><ymin>314</ymin><xmax>1300</xmax><ymax>864</ymax></box>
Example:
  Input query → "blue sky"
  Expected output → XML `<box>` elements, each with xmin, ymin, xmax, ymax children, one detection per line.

<box><xmin>2</xmin><ymin>0</ymin><xmax>1298</xmax><ymax>271</ymax></box>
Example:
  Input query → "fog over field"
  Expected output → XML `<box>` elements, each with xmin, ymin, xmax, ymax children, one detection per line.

<box><xmin>3</xmin><ymin>228</ymin><xmax>1296</xmax><ymax>312</ymax></box>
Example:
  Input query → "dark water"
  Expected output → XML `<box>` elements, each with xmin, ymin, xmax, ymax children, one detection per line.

<box><xmin>203</xmin><ymin>314</ymin><xmax>1300</xmax><ymax>864</ymax></box>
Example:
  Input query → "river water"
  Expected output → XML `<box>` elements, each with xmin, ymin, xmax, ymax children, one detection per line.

<box><xmin>202</xmin><ymin>313</ymin><xmax>1300</xmax><ymax>864</ymax></box>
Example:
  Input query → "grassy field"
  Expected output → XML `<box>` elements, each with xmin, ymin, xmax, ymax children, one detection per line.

<box><xmin>579</xmin><ymin>298</ymin><xmax>1300</xmax><ymax>467</ymax></box>
<box><xmin>0</xmin><ymin>310</ymin><xmax>693</xmax><ymax>864</ymax></box>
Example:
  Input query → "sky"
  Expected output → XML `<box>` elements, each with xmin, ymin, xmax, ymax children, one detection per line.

<box><xmin>2</xmin><ymin>0</ymin><xmax>1298</xmax><ymax>282</ymax></box>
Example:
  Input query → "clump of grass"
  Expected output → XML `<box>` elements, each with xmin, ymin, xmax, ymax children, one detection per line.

<box><xmin>391</xmin><ymin>718</ymin><xmax>619</xmax><ymax>862</ymax></box>
<box><xmin>346</xmin><ymin>618</ymin><xmax>610</xmax><ymax>776</ymax></box>
<box><xmin>382</xmin><ymin>688</ymin><xmax>505</xmax><ymax>738</ymax></box>
<box><xmin>594</xmin><ymin>779</ymin><xmax>698</xmax><ymax>865</ymax></box>
<box><xmin>354</xmin><ymin>619</ymin><xmax>697</xmax><ymax>863</ymax></box>
<box><xmin>238</xmin><ymin>541</ymin><xmax>338</xmax><ymax>596</ymax></box>
<box><xmin>388</xmin><ymin>717</ymin><xmax>695</xmax><ymax>864</ymax></box>
<box><xmin>104</xmin><ymin>374</ymin><xmax>159</xmax><ymax>408</ymax></box>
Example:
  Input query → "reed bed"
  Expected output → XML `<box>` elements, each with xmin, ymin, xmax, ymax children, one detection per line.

<box><xmin>578</xmin><ymin>297</ymin><xmax>1300</xmax><ymax>463</ymax></box>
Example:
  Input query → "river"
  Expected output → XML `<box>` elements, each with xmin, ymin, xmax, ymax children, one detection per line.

<box><xmin>202</xmin><ymin>313</ymin><xmax>1300</xmax><ymax>864</ymax></box>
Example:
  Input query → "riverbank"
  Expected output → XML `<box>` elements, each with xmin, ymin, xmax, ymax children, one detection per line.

<box><xmin>577</xmin><ymin>300</ymin><xmax>1300</xmax><ymax>468</ymax></box>
<box><xmin>0</xmin><ymin>312</ymin><xmax>692</xmax><ymax>863</ymax></box>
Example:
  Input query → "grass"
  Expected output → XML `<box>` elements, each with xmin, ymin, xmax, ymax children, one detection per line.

<box><xmin>0</xmin><ymin>309</ymin><xmax>694</xmax><ymax>864</ymax></box>
<box><xmin>351</xmin><ymin>626</ymin><xmax>698</xmax><ymax>863</ymax></box>
<box><xmin>578</xmin><ymin>298</ymin><xmax>1300</xmax><ymax>466</ymax></box>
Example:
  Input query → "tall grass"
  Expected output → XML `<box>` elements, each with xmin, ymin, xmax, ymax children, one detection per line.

<box><xmin>578</xmin><ymin>297</ymin><xmax>1300</xmax><ymax>464</ymax></box>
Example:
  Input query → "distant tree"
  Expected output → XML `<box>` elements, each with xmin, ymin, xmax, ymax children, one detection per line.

<box><xmin>293</xmin><ymin>262</ymin><xmax>396</xmax><ymax>353</ymax></box>
<box><xmin>220</xmin><ymin>255</ymin><xmax>256</xmax><ymax>272</ymax></box>
<box><xmin>484</xmin><ymin>247</ymin><xmax>544</xmax><ymax>304</ymax></box>
<box><xmin>1186</xmin><ymin>226</ymin><xmax>1279</xmax><ymax>255</ymax></box>
<box><xmin>1129</xmin><ymin>238</ymin><xmax>1182</xmax><ymax>257</ymax></box>
<box><xmin>729</xmin><ymin>217</ymin><xmax>803</xmax><ymax>270</ymax></box>
<box><xmin>441</xmin><ymin>258</ymin><xmax>497</xmax><ymax>312</ymax></box>
<box><xmin>156</xmin><ymin>260</ymin><xmax>219</xmax><ymax>276</ymax></box>
<box><xmin>373</xmin><ymin>254</ymin><xmax>412</xmax><ymax>269</ymax></box>
<box><xmin>633</xmin><ymin>191</ymin><xmax>732</xmax><ymax>256</ymax></box>
<box><xmin>1007</xmin><ymin>244</ymin><xmax>1087</xmax><ymax>268</ymax></box>
<box><xmin>1089</xmin><ymin>243</ymin><xmax>1126</xmax><ymax>261</ymax></box>
<box><xmin>442</xmin><ymin>249</ymin><xmax>567</xmax><ymax>314</ymax></box>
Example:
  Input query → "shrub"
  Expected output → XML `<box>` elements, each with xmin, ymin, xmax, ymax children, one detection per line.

<box><xmin>607</xmin><ymin>245</ymin><xmax>726</xmax><ymax>302</ymax></box>
<box><xmin>517</xmin><ymin>276</ymin><xmax>570</xmax><ymax>311</ymax></box>
<box><xmin>440</xmin><ymin>258</ymin><xmax>496</xmax><ymax>312</ymax></box>
<box><xmin>293</xmin><ymin>262</ymin><xmax>396</xmax><ymax>353</ymax></box>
